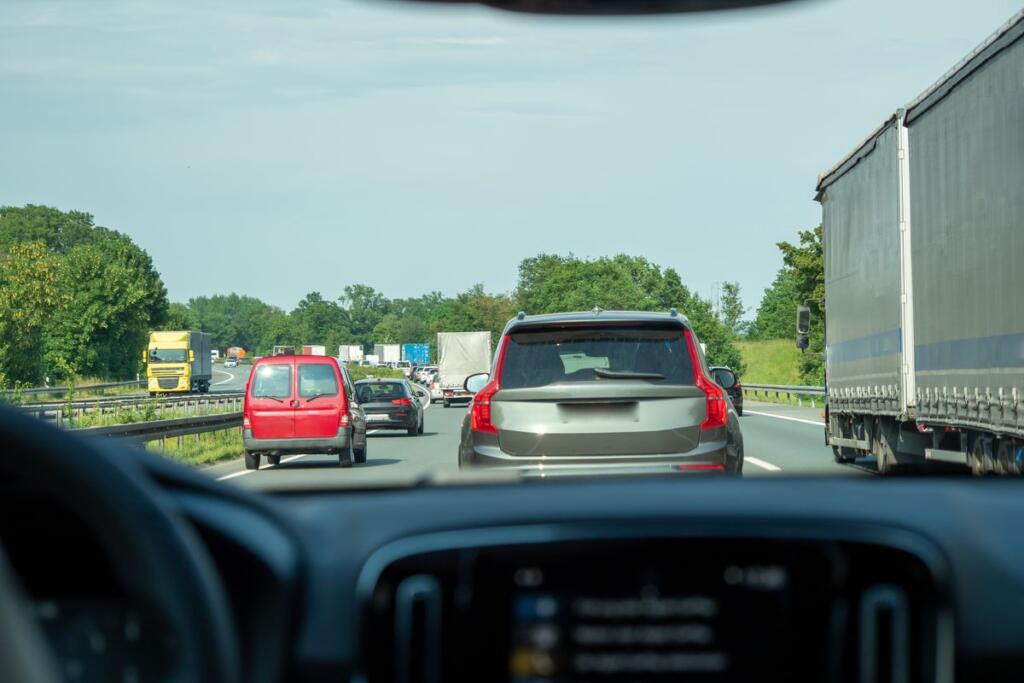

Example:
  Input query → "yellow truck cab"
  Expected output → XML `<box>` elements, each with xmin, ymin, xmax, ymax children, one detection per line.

<box><xmin>145</xmin><ymin>330</ymin><xmax>213</xmax><ymax>395</ymax></box>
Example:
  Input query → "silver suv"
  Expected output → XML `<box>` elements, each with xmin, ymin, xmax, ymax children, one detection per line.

<box><xmin>458</xmin><ymin>310</ymin><xmax>743</xmax><ymax>475</ymax></box>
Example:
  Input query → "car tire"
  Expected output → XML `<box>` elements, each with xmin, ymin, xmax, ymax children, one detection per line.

<box><xmin>443</xmin><ymin>399</ymin><xmax>450</xmax><ymax>408</ymax></box>
<box><xmin>244</xmin><ymin>451</ymin><xmax>260</xmax><ymax>470</ymax></box>
<box><xmin>338</xmin><ymin>445</ymin><xmax>353</xmax><ymax>468</ymax></box>
<box><xmin>418</xmin><ymin>418</ymin><xmax>424</xmax><ymax>435</ymax></box>
<box><xmin>354</xmin><ymin>439</ymin><xmax>367</xmax><ymax>464</ymax></box>
<box><xmin>266</xmin><ymin>455</ymin><xmax>281</xmax><ymax>466</ymax></box>
<box><xmin>736</xmin><ymin>406</ymin><xmax>743</xmax><ymax>417</ymax></box>
<box><xmin>407</xmin><ymin>421</ymin><xmax>418</xmax><ymax>436</ymax></box>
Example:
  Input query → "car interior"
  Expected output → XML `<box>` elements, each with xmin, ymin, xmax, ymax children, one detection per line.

<box><xmin>5</xmin><ymin>0</ymin><xmax>1024</xmax><ymax>682</ymax></box>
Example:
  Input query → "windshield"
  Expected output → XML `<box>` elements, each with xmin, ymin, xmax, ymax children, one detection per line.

<box><xmin>149</xmin><ymin>348</ymin><xmax>187</xmax><ymax>363</ymax></box>
<box><xmin>1</xmin><ymin>0</ymin><xmax>1019</xmax><ymax>491</ymax></box>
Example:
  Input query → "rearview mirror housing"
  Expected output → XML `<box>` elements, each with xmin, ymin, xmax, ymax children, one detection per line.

<box><xmin>464</xmin><ymin>373</ymin><xmax>490</xmax><ymax>394</ymax></box>
<box><xmin>374</xmin><ymin>0</ymin><xmax>800</xmax><ymax>17</ymax></box>
<box><xmin>796</xmin><ymin>306</ymin><xmax>811</xmax><ymax>335</ymax></box>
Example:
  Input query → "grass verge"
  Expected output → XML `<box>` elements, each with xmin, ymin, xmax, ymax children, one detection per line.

<box><xmin>146</xmin><ymin>428</ymin><xmax>243</xmax><ymax>466</ymax></box>
<box><xmin>738</xmin><ymin>339</ymin><xmax>822</xmax><ymax>408</ymax></box>
<box><xmin>346</xmin><ymin>366</ymin><xmax>404</xmax><ymax>381</ymax></box>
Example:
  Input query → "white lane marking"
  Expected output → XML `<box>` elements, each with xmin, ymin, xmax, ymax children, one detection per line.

<box><xmin>746</xmin><ymin>409</ymin><xmax>823</xmax><ymax>427</ymax></box>
<box><xmin>213</xmin><ymin>368</ymin><xmax>235</xmax><ymax>386</ymax></box>
<box><xmin>745</xmin><ymin>456</ymin><xmax>782</xmax><ymax>472</ymax></box>
<box><xmin>217</xmin><ymin>453</ymin><xmax>307</xmax><ymax>481</ymax></box>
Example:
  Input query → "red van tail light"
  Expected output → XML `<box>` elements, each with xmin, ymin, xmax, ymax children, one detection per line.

<box><xmin>684</xmin><ymin>329</ymin><xmax>728</xmax><ymax>431</ymax></box>
<box><xmin>243</xmin><ymin>416</ymin><xmax>251</xmax><ymax>429</ymax></box>
<box><xmin>470</xmin><ymin>335</ymin><xmax>510</xmax><ymax>435</ymax></box>
<box><xmin>392</xmin><ymin>397</ymin><xmax>413</xmax><ymax>406</ymax></box>
<box><xmin>339</xmin><ymin>374</ymin><xmax>351</xmax><ymax>427</ymax></box>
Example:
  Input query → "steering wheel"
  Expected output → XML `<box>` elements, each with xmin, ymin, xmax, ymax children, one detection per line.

<box><xmin>0</xmin><ymin>407</ymin><xmax>240</xmax><ymax>683</ymax></box>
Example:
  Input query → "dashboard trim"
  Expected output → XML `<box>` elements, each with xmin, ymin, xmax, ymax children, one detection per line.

<box><xmin>352</xmin><ymin>519</ymin><xmax>955</xmax><ymax>683</ymax></box>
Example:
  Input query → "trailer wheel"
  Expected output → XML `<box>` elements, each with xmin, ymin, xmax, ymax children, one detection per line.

<box><xmin>873</xmin><ymin>422</ymin><xmax>897</xmax><ymax>474</ymax></box>
<box><xmin>970</xmin><ymin>436</ymin><xmax>993</xmax><ymax>476</ymax></box>
<box><xmin>832</xmin><ymin>446</ymin><xmax>856</xmax><ymax>464</ymax></box>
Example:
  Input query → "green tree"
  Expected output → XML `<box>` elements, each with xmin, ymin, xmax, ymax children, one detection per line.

<box><xmin>44</xmin><ymin>232</ymin><xmax>168</xmax><ymax>380</ymax></box>
<box><xmin>166</xmin><ymin>302</ymin><xmax>198</xmax><ymax>330</ymax></box>
<box><xmin>0</xmin><ymin>204</ymin><xmax>99</xmax><ymax>254</ymax></box>
<box><xmin>514</xmin><ymin>254</ymin><xmax>744</xmax><ymax>373</ymax></box>
<box><xmin>290</xmin><ymin>292</ymin><xmax>353</xmax><ymax>353</ymax></box>
<box><xmin>777</xmin><ymin>225</ymin><xmax>824</xmax><ymax>384</ymax></box>
<box><xmin>718</xmin><ymin>281</ymin><xmax>746</xmax><ymax>336</ymax></box>
<box><xmin>748</xmin><ymin>268</ymin><xmax>800</xmax><ymax>340</ymax></box>
<box><xmin>0</xmin><ymin>241</ymin><xmax>67</xmax><ymax>385</ymax></box>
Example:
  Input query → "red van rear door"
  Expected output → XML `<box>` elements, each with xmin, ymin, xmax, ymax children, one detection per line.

<box><xmin>294</xmin><ymin>359</ymin><xmax>343</xmax><ymax>439</ymax></box>
<box><xmin>247</xmin><ymin>359</ymin><xmax>295</xmax><ymax>439</ymax></box>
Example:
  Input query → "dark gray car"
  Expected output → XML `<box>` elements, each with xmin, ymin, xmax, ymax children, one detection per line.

<box><xmin>354</xmin><ymin>379</ymin><xmax>426</xmax><ymax>436</ymax></box>
<box><xmin>458</xmin><ymin>310</ymin><xmax>743</xmax><ymax>474</ymax></box>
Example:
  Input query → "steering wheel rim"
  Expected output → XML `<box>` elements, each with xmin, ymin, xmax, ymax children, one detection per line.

<box><xmin>0</xmin><ymin>406</ymin><xmax>240</xmax><ymax>683</ymax></box>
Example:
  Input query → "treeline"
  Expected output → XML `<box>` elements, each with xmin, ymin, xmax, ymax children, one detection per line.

<box><xmin>0</xmin><ymin>204</ymin><xmax>748</xmax><ymax>387</ymax></box>
<box><xmin>173</xmin><ymin>253</ymin><xmax>746</xmax><ymax>373</ymax></box>
<box><xmin>0</xmin><ymin>205</ymin><xmax>167</xmax><ymax>386</ymax></box>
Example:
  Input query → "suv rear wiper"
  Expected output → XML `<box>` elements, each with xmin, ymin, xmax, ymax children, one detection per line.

<box><xmin>593</xmin><ymin>368</ymin><xmax>665</xmax><ymax>380</ymax></box>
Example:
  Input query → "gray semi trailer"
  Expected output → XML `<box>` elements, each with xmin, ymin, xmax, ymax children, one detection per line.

<box><xmin>816</xmin><ymin>10</ymin><xmax>1024</xmax><ymax>474</ymax></box>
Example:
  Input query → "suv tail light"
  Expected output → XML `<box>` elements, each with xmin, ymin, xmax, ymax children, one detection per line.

<box><xmin>392</xmin><ymin>397</ymin><xmax>413</xmax><ymax>406</ymax></box>
<box><xmin>684</xmin><ymin>329</ymin><xmax>728</xmax><ymax>431</ymax></box>
<box><xmin>470</xmin><ymin>336</ymin><xmax>510</xmax><ymax>435</ymax></box>
<box><xmin>339</xmin><ymin>379</ymin><xmax>351</xmax><ymax>427</ymax></box>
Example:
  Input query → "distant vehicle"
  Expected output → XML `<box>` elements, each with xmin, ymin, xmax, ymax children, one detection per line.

<box><xmin>710</xmin><ymin>366</ymin><xmax>743</xmax><ymax>416</ymax></box>
<box><xmin>145</xmin><ymin>330</ymin><xmax>212</xmax><ymax>395</ymax></box>
<box><xmin>437</xmin><ymin>331</ymin><xmax>491</xmax><ymax>407</ymax></box>
<box><xmin>301</xmin><ymin>344</ymin><xmax>326</xmax><ymax>356</ymax></box>
<box><xmin>401</xmin><ymin>342</ymin><xmax>431</xmax><ymax>366</ymax></box>
<box><xmin>458</xmin><ymin>311</ymin><xmax>743</xmax><ymax>474</ymax></box>
<box><xmin>243</xmin><ymin>355</ymin><xmax>367</xmax><ymax>470</ymax></box>
<box><xmin>224</xmin><ymin>356</ymin><xmax>239</xmax><ymax>368</ymax></box>
<box><xmin>225</xmin><ymin>346</ymin><xmax>247</xmax><ymax>359</ymax></box>
<box><xmin>354</xmin><ymin>379</ymin><xmax>427</xmax><ymax>436</ymax></box>
<box><xmin>211</xmin><ymin>349</ymin><xmax>220</xmax><ymax>362</ymax></box>
<box><xmin>395</xmin><ymin>360</ymin><xmax>413</xmax><ymax>378</ymax></box>
<box><xmin>338</xmin><ymin>344</ymin><xmax>364</xmax><ymax>364</ymax></box>
<box><xmin>373</xmin><ymin>344</ymin><xmax>401</xmax><ymax>365</ymax></box>
<box><xmin>365</xmin><ymin>354</ymin><xmax>381</xmax><ymax>366</ymax></box>
<box><xmin>272</xmin><ymin>345</ymin><xmax>295</xmax><ymax>356</ymax></box>
<box><xmin>357</xmin><ymin>359</ymin><xmax>374</xmax><ymax>367</ymax></box>
<box><xmin>415</xmin><ymin>365</ymin><xmax>438</xmax><ymax>383</ymax></box>
<box><xmin>428</xmin><ymin>376</ymin><xmax>444</xmax><ymax>402</ymax></box>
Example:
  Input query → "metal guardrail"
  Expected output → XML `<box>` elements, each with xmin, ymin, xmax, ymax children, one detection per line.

<box><xmin>743</xmin><ymin>383</ymin><xmax>826</xmax><ymax>407</ymax></box>
<box><xmin>2</xmin><ymin>379</ymin><xmax>146</xmax><ymax>397</ymax></box>
<box><xmin>17</xmin><ymin>392</ymin><xmax>245</xmax><ymax>427</ymax></box>
<box><xmin>72</xmin><ymin>411</ymin><xmax>242</xmax><ymax>445</ymax></box>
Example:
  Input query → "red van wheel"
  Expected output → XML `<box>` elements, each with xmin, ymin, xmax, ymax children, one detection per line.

<box><xmin>338</xmin><ymin>445</ymin><xmax>353</xmax><ymax>468</ymax></box>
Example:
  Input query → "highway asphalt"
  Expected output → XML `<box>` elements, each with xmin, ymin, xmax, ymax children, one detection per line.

<box><xmin>202</xmin><ymin>361</ymin><xmax>874</xmax><ymax>489</ymax></box>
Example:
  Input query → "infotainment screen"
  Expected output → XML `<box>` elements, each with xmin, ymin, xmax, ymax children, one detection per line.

<box><xmin>490</xmin><ymin>540</ymin><xmax>833</xmax><ymax>682</ymax></box>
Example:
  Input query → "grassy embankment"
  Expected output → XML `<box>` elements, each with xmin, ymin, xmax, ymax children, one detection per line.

<box><xmin>736</xmin><ymin>339</ymin><xmax>819</xmax><ymax>406</ymax></box>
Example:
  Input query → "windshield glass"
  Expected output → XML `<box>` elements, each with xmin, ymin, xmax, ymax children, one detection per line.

<box><xmin>149</xmin><ymin>348</ymin><xmax>187</xmax><ymax>363</ymax></box>
<box><xmin>298</xmin><ymin>364</ymin><xmax>338</xmax><ymax>398</ymax></box>
<box><xmin>1</xmin><ymin>0</ymin><xmax>1018</xmax><ymax>490</ymax></box>
<box><xmin>252</xmin><ymin>365</ymin><xmax>292</xmax><ymax>399</ymax></box>
<box><xmin>502</xmin><ymin>328</ymin><xmax>695</xmax><ymax>389</ymax></box>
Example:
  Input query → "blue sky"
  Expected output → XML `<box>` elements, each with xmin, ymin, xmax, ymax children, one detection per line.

<box><xmin>1</xmin><ymin>0</ymin><xmax>1019</xmax><ymax>313</ymax></box>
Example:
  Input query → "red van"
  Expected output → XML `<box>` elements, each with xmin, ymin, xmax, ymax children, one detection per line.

<box><xmin>242</xmin><ymin>355</ymin><xmax>367</xmax><ymax>470</ymax></box>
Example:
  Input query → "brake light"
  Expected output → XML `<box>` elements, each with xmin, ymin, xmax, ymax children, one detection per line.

<box><xmin>684</xmin><ymin>329</ymin><xmax>728</xmax><ymax>431</ymax></box>
<box><xmin>392</xmin><ymin>397</ymin><xmax>413</xmax><ymax>406</ymax></box>
<box><xmin>243</xmin><ymin>416</ymin><xmax>251</xmax><ymax>429</ymax></box>
<box><xmin>470</xmin><ymin>335</ymin><xmax>510</xmax><ymax>434</ymax></box>
<box><xmin>339</xmin><ymin>376</ymin><xmax>350</xmax><ymax>427</ymax></box>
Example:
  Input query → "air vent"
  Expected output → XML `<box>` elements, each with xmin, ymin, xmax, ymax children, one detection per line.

<box><xmin>859</xmin><ymin>584</ymin><xmax>910</xmax><ymax>683</ymax></box>
<box><xmin>394</xmin><ymin>575</ymin><xmax>442</xmax><ymax>683</ymax></box>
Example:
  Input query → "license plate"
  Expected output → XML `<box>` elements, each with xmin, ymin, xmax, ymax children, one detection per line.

<box><xmin>367</xmin><ymin>414</ymin><xmax>388</xmax><ymax>421</ymax></box>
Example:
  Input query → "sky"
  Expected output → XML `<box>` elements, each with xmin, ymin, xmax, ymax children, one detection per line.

<box><xmin>1</xmin><ymin>0</ymin><xmax>1020</xmax><ymax>314</ymax></box>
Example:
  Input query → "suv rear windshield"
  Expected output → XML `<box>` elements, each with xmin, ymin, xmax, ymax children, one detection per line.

<box><xmin>252</xmin><ymin>364</ymin><xmax>292</xmax><ymax>398</ymax></box>
<box><xmin>500</xmin><ymin>326</ymin><xmax>695</xmax><ymax>389</ymax></box>
<box><xmin>356</xmin><ymin>382</ymin><xmax>408</xmax><ymax>403</ymax></box>
<box><xmin>298</xmin><ymin>363</ymin><xmax>338</xmax><ymax>398</ymax></box>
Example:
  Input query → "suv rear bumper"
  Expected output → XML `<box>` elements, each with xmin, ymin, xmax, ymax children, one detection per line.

<box><xmin>243</xmin><ymin>428</ymin><xmax>350</xmax><ymax>454</ymax></box>
<box><xmin>460</xmin><ymin>438</ymin><xmax>741</xmax><ymax>474</ymax></box>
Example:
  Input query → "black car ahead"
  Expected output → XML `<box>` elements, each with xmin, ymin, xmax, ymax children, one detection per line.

<box><xmin>710</xmin><ymin>366</ymin><xmax>743</xmax><ymax>416</ymax></box>
<box><xmin>354</xmin><ymin>379</ymin><xmax>426</xmax><ymax>436</ymax></box>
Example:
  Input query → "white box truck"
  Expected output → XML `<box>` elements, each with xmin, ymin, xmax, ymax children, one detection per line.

<box><xmin>373</xmin><ymin>344</ymin><xmax>401</xmax><ymax>365</ymax></box>
<box><xmin>437</xmin><ymin>331</ymin><xmax>491</xmax><ymax>407</ymax></box>
<box><xmin>338</xmin><ymin>345</ymin><xmax>364</xmax><ymax>364</ymax></box>
<box><xmin>816</xmin><ymin>10</ymin><xmax>1024</xmax><ymax>474</ymax></box>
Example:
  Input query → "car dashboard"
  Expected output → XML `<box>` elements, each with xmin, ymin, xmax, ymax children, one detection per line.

<box><xmin>7</xmin><ymin>453</ymin><xmax>1024</xmax><ymax>683</ymax></box>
